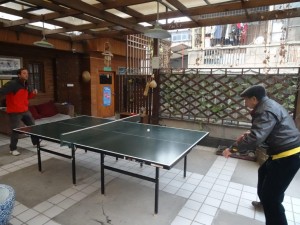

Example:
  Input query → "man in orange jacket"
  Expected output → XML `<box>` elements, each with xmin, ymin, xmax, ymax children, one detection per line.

<box><xmin>0</xmin><ymin>68</ymin><xmax>38</xmax><ymax>156</ymax></box>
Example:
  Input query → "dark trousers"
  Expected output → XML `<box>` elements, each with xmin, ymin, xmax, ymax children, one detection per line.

<box><xmin>257</xmin><ymin>153</ymin><xmax>300</xmax><ymax>225</ymax></box>
<box><xmin>9</xmin><ymin>111</ymin><xmax>38</xmax><ymax>151</ymax></box>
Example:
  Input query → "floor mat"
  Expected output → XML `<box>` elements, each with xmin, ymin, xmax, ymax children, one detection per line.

<box><xmin>0</xmin><ymin>158</ymin><xmax>94</xmax><ymax>208</ymax></box>
<box><xmin>54</xmin><ymin>178</ymin><xmax>186</xmax><ymax>225</ymax></box>
<box><xmin>0</xmin><ymin>144</ymin><xmax>36</xmax><ymax>166</ymax></box>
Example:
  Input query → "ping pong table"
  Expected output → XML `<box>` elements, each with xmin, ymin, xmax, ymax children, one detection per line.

<box><xmin>14</xmin><ymin>115</ymin><xmax>209</xmax><ymax>214</ymax></box>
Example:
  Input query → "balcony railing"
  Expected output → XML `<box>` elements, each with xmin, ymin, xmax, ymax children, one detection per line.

<box><xmin>188</xmin><ymin>42</ymin><xmax>300</xmax><ymax>68</ymax></box>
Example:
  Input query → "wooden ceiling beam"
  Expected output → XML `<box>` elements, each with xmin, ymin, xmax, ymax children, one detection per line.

<box><xmin>20</xmin><ymin>0</ymin><xmax>100</xmax><ymax>26</ymax></box>
<box><xmin>44</xmin><ymin>21</ymin><xmax>113</xmax><ymax>35</ymax></box>
<box><xmin>183</xmin><ymin>0</ymin><xmax>300</xmax><ymax>17</ymax></box>
<box><xmin>166</xmin><ymin>0</ymin><xmax>187</xmax><ymax>11</ymax></box>
<box><xmin>22</xmin><ymin>0</ymin><xmax>68</xmax><ymax>13</ymax></box>
<box><xmin>0</xmin><ymin>1</ymin><xmax>83</xmax><ymax>29</ymax></box>
<box><xmin>1</xmin><ymin>2</ymin><xmax>105</xmax><ymax>32</ymax></box>
<box><xmin>50</xmin><ymin>0</ymin><xmax>147</xmax><ymax>33</ymax></box>
<box><xmin>22</xmin><ymin>0</ymin><xmax>104</xmax><ymax>24</ymax></box>
<box><xmin>0</xmin><ymin>0</ymin><xmax>299</xmax><ymax>41</ymax></box>
<box><xmin>162</xmin><ymin>7</ymin><xmax>300</xmax><ymax>30</ymax></box>
<box><xmin>136</xmin><ymin>0</ymin><xmax>300</xmax><ymax>23</ymax></box>
<box><xmin>116</xmin><ymin>6</ymin><xmax>143</xmax><ymax>20</ymax></box>
<box><xmin>70</xmin><ymin>30</ymin><xmax>126</xmax><ymax>41</ymax></box>
<box><xmin>2</xmin><ymin>10</ymin><xmax>82</xmax><ymax>27</ymax></box>
<box><xmin>94</xmin><ymin>0</ymin><xmax>153</xmax><ymax>10</ymax></box>
<box><xmin>166</xmin><ymin>0</ymin><xmax>202</xmax><ymax>26</ymax></box>
<box><xmin>0</xmin><ymin>5</ymin><xmax>32</xmax><ymax>18</ymax></box>
<box><xmin>0</xmin><ymin>2</ymin><xmax>120</xmax><ymax>36</ymax></box>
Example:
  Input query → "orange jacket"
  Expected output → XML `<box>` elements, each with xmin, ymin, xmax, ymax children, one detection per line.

<box><xmin>0</xmin><ymin>78</ymin><xmax>36</xmax><ymax>113</ymax></box>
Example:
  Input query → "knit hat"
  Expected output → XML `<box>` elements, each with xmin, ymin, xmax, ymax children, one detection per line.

<box><xmin>240</xmin><ymin>85</ymin><xmax>266</xmax><ymax>101</ymax></box>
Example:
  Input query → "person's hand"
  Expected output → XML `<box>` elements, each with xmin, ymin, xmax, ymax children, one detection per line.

<box><xmin>236</xmin><ymin>134</ymin><xmax>244</xmax><ymax>143</ymax></box>
<box><xmin>236</xmin><ymin>130</ymin><xmax>250</xmax><ymax>143</ymax></box>
<box><xmin>222</xmin><ymin>148</ymin><xmax>232</xmax><ymax>158</ymax></box>
<box><xmin>32</xmin><ymin>89</ymin><xmax>38</xmax><ymax>95</ymax></box>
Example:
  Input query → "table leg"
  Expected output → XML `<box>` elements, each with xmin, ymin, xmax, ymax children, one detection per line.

<box><xmin>101</xmin><ymin>153</ymin><xmax>105</xmax><ymax>194</ymax></box>
<box><xmin>72</xmin><ymin>146</ymin><xmax>76</xmax><ymax>185</ymax></box>
<box><xmin>155</xmin><ymin>167</ymin><xmax>159</xmax><ymax>214</ymax></box>
<box><xmin>184</xmin><ymin>155</ymin><xmax>187</xmax><ymax>178</ymax></box>
<box><xmin>37</xmin><ymin>140</ymin><xmax>42</xmax><ymax>172</ymax></box>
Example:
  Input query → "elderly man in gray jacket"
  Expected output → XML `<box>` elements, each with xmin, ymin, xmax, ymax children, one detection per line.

<box><xmin>223</xmin><ymin>85</ymin><xmax>300</xmax><ymax>225</ymax></box>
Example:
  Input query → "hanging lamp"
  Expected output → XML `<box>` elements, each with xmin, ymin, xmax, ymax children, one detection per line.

<box><xmin>33</xmin><ymin>17</ymin><xmax>54</xmax><ymax>48</ymax></box>
<box><xmin>144</xmin><ymin>1</ymin><xmax>171</xmax><ymax>39</ymax></box>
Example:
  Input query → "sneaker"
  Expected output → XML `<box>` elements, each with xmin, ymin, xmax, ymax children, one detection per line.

<box><xmin>10</xmin><ymin>150</ymin><xmax>21</xmax><ymax>156</ymax></box>
<box><xmin>252</xmin><ymin>201</ymin><xmax>263</xmax><ymax>209</ymax></box>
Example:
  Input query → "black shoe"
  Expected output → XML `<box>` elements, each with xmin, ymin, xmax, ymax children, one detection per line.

<box><xmin>252</xmin><ymin>201</ymin><xmax>263</xmax><ymax>209</ymax></box>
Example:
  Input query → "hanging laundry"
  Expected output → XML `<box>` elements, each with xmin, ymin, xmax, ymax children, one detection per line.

<box><xmin>240</xmin><ymin>23</ymin><xmax>248</xmax><ymax>45</ymax></box>
<box><xmin>225</xmin><ymin>24</ymin><xmax>232</xmax><ymax>45</ymax></box>
<box><xmin>214</xmin><ymin>25</ymin><xmax>223</xmax><ymax>45</ymax></box>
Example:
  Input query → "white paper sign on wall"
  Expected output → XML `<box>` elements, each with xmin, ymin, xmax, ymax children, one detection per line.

<box><xmin>152</xmin><ymin>57</ymin><xmax>159</xmax><ymax>69</ymax></box>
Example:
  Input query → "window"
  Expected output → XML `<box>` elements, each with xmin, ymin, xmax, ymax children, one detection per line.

<box><xmin>172</xmin><ymin>32</ymin><xmax>191</xmax><ymax>42</ymax></box>
<box><xmin>27</xmin><ymin>62</ymin><xmax>45</xmax><ymax>92</ymax></box>
<box><xmin>270</xmin><ymin>20</ymin><xmax>286</xmax><ymax>43</ymax></box>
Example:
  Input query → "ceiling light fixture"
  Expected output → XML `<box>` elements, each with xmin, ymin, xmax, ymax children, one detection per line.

<box><xmin>144</xmin><ymin>1</ymin><xmax>171</xmax><ymax>39</ymax></box>
<box><xmin>33</xmin><ymin>18</ymin><xmax>54</xmax><ymax>48</ymax></box>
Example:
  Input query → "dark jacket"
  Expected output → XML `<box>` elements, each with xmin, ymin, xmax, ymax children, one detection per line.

<box><xmin>0</xmin><ymin>78</ymin><xmax>36</xmax><ymax>113</ymax></box>
<box><xmin>237</xmin><ymin>96</ymin><xmax>300</xmax><ymax>155</ymax></box>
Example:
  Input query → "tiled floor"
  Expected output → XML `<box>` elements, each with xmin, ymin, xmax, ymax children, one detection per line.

<box><xmin>1</xmin><ymin>133</ymin><xmax>300</xmax><ymax>225</ymax></box>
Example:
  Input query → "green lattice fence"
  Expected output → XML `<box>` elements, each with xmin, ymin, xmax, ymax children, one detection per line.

<box><xmin>159</xmin><ymin>68</ymin><xmax>300</xmax><ymax>126</ymax></box>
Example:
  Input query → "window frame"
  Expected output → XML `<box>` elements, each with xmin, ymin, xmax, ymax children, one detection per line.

<box><xmin>27</xmin><ymin>62</ymin><xmax>45</xmax><ymax>92</ymax></box>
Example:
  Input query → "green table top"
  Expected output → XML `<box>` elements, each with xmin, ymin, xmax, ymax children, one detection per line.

<box><xmin>15</xmin><ymin>115</ymin><xmax>209</xmax><ymax>169</ymax></box>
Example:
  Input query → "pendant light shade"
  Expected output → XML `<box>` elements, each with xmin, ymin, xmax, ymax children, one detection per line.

<box><xmin>33</xmin><ymin>37</ymin><xmax>54</xmax><ymax>48</ymax></box>
<box><xmin>144</xmin><ymin>1</ymin><xmax>170</xmax><ymax>39</ymax></box>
